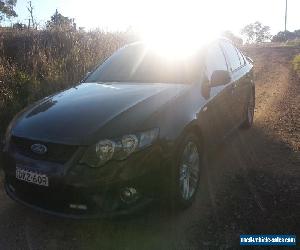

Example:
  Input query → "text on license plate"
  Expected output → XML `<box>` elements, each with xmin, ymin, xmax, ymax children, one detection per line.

<box><xmin>16</xmin><ymin>168</ymin><xmax>49</xmax><ymax>187</ymax></box>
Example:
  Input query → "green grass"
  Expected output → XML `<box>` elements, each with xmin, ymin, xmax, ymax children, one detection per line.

<box><xmin>292</xmin><ymin>54</ymin><xmax>300</xmax><ymax>77</ymax></box>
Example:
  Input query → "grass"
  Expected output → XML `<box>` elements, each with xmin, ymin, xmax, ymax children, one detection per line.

<box><xmin>292</xmin><ymin>54</ymin><xmax>300</xmax><ymax>78</ymax></box>
<box><xmin>285</xmin><ymin>39</ymin><xmax>300</xmax><ymax>47</ymax></box>
<box><xmin>0</xmin><ymin>28</ymin><xmax>131</xmax><ymax>138</ymax></box>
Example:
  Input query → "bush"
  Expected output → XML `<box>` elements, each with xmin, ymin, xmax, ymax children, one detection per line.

<box><xmin>292</xmin><ymin>54</ymin><xmax>300</xmax><ymax>78</ymax></box>
<box><xmin>272</xmin><ymin>30</ymin><xmax>300</xmax><ymax>43</ymax></box>
<box><xmin>0</xmin><ymin>61</ymin><xmax>31</xmax><ymax>128</ymax></box>
<box><xmin>0</xmin><ymin>28</ymin><xmax>130</xmax><ymax>136</ymax></box>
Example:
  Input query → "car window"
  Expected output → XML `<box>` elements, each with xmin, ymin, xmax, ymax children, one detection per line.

<box><xmin>205</xmin><ymin>42</ymin><xmax>228</xmax><ymax>80</ymax></box>
<box><xmin>86</xmin><ymin>44</ymin><xmax>202</xmax><ymax>84</ymax></box>
<box><xmin>236</xmin><ymin>47</ymin><xmax>246</xmax><ymax>66</ymax></box>
<box><xmin>220</xmin><ymin>41</ymin><xmax>241</xmax><ymax>71</ymax></box>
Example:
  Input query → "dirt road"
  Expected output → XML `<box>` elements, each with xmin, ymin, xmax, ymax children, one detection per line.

<box><xmin>0</xmin><ymin>46</ymin><xmax>299</xmax><ymax>249</ymax></box>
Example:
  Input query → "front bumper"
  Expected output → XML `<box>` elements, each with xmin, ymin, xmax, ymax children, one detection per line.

<box><xmin>4</xmin><ymin>180</ymin><xmax>152</xmax><ymax>219</ymax></box>
<box><xmin>3</xmin><ymin>142</ymin><xmax>174</xmax><ymax>218</ymax></box>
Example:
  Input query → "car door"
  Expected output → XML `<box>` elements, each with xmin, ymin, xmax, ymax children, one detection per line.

<box><xmin>234</xmin><ymin>48</ymin><xmax>253</xmax><ymax>124</ymax></box>
<box><xmin>219</xmin><ymin>40</ymin><xmax>244</xmax><ymax>127</ymax></box>
<box><xmin>200</xmin><ymin>42</ymin><xmax>234</xmax><ymax>146</ymax></box>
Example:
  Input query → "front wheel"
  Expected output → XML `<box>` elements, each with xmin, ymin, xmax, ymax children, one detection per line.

<box><xmin>171</xmin><ymin>132</ymin><xmax>202</xmax><ymax>208</ymax></box>
<box><xmin>240</xmin><ymin>88</ymin><xmax>255</xmax><ymax>129</ymax></box>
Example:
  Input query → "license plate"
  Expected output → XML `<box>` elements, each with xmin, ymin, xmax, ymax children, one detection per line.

<box><xmin>16</xmin><ymin>168</ymin><xmax>49</xmax><ymax>187</ymax></box>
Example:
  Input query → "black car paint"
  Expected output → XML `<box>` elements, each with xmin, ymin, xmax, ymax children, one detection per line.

<box><xmin>11</xmin><ymin>83</ymin><xmax>190</xmax><ymax>145</ymax></box>
<box><xmin>2</xmin><ymin>40</ymin><xmax>254</xmax><ymax>217</ymax></box>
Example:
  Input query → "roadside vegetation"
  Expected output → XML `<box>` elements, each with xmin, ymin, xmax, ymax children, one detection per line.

<box><xmin>0</xmin><ymin>13</ymin><xmax>132</xmax><ymax>136</ymax></box>
<box><xmin>292</xmin><ymin>54</ymin><xmax>300</xmax><ymax>78</ymax></box>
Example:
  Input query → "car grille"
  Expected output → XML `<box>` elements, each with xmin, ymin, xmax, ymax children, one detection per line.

<box><xmin>10</xmin><ymin>136</ymin><xmax>78</xmax><ymax>164</ymax></box>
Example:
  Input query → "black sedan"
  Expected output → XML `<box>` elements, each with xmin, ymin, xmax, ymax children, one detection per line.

<box><xmin>2</xmin><ymin>39</ymin><xmax>255</xmax><ymax>218</ymax></box>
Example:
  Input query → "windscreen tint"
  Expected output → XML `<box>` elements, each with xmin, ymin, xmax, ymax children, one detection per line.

<box><xmin>86</xmin><ymin>44</ymin><xmax>202</xmax><ymax>84</ymax></box>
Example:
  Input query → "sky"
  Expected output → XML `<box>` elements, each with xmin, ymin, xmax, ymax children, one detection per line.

<box><xmin>11</xmin><ymin>0</ymin><xmax>300</xmax><ymax>36</ymax></box>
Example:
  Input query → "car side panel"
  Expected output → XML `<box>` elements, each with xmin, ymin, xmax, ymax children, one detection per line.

<box><xmin>199</xmin><ymin>83</ymin><xmax>234</xmax><ymax>147</ymax></box>
<box><xmin>216</xmin><ymin>41</ymin><xmax>244</xmax><ymax>134</ymax></box>
<box><xmin>232</xmin><ymin>63</ymin><xmax>254</xmax><ymax>124</ymax></box>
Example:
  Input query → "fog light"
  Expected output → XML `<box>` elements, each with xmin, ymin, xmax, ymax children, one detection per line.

<box><xmin>120</xmin><ymin>187</ymin><xmax>139</xmax><ymax>204</ymax></box>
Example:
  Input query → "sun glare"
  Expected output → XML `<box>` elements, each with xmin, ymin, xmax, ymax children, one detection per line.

<box><xmin>132</xmin><ymin>0</ymin><xmax>221</xmax><ymax>57</ymax></box>
<box><xmin>73</xmin><ymin>0</ymin><xmax>227</xmax><ymax>56</ymax></box>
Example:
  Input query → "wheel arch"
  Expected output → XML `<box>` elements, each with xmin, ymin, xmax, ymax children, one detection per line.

<box><xmin>176</xmin><ymin>121</ymin><xmax>205</xmax><ymax>150</ymax></box>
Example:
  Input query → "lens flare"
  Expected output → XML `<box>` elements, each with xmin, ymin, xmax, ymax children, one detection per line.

<box><xmin>133</xmin><ymin>0</ymin><xmax>220</xmax><ymax>58</ymax></box>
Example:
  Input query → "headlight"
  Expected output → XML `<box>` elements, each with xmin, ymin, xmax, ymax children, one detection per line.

<box><xmin>81</xmin><ymin>128</ymin><xmax>159</xmax><ymax>168</ymax></box>
<box><xmin>96</xmin><ymin>140</ymin><xmax>115</xmax><ymax>163</ymax></box>
<box><xmin>122</xmin><ymin>134</ymin><xmax>139</xmax><ymax>155</ymax></box>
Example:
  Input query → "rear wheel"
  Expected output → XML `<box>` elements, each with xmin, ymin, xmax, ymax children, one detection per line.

<box><xmin>171</xmin><ymin>132</ymin><xmax>202</xmax><ymax>208</ymax></box>
<box><xmin>241</xmin><ymin>88</ymin><xmax>255</xmax><ymax>129</ymax></box>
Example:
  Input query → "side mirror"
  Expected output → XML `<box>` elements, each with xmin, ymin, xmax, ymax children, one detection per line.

<box><xmin>210</xmin><ymin>70</ymin><xmax>231</xmax><ymax>87</ymax></box>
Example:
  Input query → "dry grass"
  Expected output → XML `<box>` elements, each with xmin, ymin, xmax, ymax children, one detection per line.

<box><xmin>292</xmin><ymin>54</ymin><xmax>300</xmax><ymax>78</ymax></box>
<box><xmin>0</xmin><ymin>28</ymin><xmax>130</xmax><ymax>135</ymax></box>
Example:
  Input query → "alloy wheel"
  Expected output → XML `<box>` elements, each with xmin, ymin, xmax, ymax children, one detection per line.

<box><xmin>179</xmin><ymin>141</ymin><xmax>200</xmax><ymax>201</ymax></box>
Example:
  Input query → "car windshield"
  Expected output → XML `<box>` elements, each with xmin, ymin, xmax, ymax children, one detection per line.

<box><xmin>85</xmin><ymin>43</ymin><xmax>202</xmax><ymax>84</ymax></box>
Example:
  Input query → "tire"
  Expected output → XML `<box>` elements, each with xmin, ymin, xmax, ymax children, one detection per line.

<box><xmin>240</xmin><ymin>87</ymin><xmax>255</xmax><ymax>129</ymax></box>
<box><xmin>171</xmin><ymin>132</ymin><xmax>202</xmax><ymax>208</ymax></box>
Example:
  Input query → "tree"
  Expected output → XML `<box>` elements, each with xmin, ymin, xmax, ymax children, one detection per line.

<box><xmin>0</xmin><ymin>0</ymin><xmax>17</xmax><ymax>22</ymax></box>
<box><xmin>272</xmin><ymin>31</ymin><xmax>295</xmax><ymax>42</ymax></box>
<box><xmin>12</xmin><ymin>21</ymin><xmax>27</xmax><ymax>30</ymax></box>
<box><xmin>294</xmin><ymin>29</ymin><xmax>300</xmax><ymax>37</ymax></box>
<box><xmin>241</xmin><ymin>21</ymin><xmax>272</xmax><ymax>44</ymax></box>
<box><xmin>27</xmin><ymin>1</ymin><xmax>36</xmax><ymax>29</ymax></box>
<box><xmin>46</xmin><ymin>9</ymin><xmax>76</xmax><ymax>31</ymax></box>
<box><xmin>272</xmin><ymin>29</ymin><xmax>300</xmax><ymax>42</ymax></box>
<box><xmin>222</xmin><ymin>31</ymin><xmax>243</xmax><ymax>46</ymax></box>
